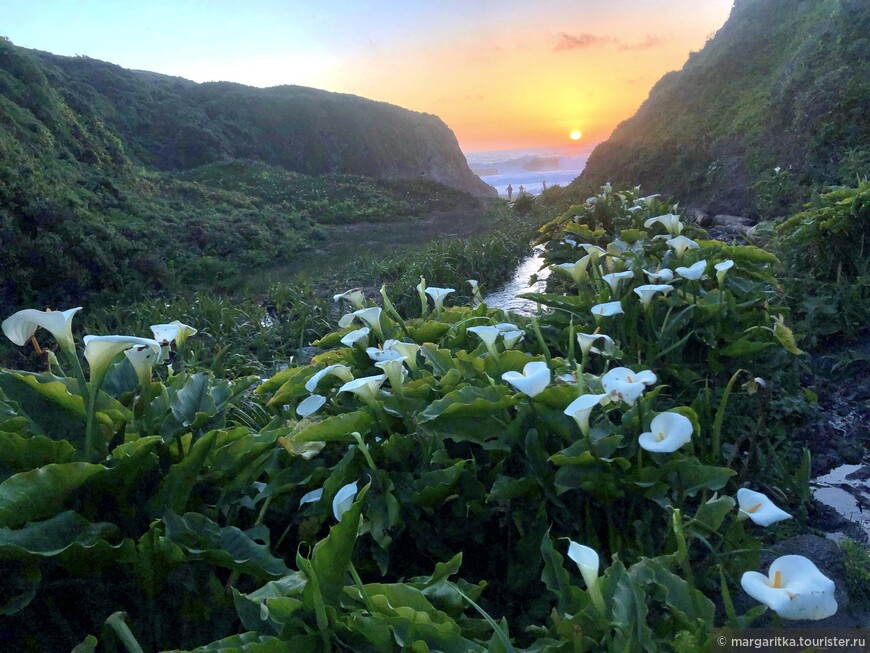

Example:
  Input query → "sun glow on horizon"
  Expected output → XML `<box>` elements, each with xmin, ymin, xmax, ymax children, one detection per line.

<box><xmin>570</xmin><ymin>130</ymin><xmax>582</xmax><ymax>141</ymax></box>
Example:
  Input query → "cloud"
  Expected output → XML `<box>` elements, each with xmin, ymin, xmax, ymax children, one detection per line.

<box><xmin>618</xmin><ymin>34</ymin><xmax>668</xmax><ymax>51</ymax></box>
<box><xmin>554</xmin><ymin>32</ymin><xmax>617</xmax><ymax>51</ymax></box>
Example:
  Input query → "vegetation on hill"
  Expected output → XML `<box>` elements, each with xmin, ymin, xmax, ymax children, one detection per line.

<box><xmin>0</xmin><ymin>38</ymin><xmax>493</xmax><ymax>311</ymax></box>
<box><xmin>578</xmin><ymin>0</ymin><xmax>870</xmax><ymax>217</ymax></box>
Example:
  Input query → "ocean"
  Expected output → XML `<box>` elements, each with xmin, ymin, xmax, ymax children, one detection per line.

<box><xmin>464</xmin><ymin>144</ymin><xmax>593</xmax><ymax>197</ymax></box>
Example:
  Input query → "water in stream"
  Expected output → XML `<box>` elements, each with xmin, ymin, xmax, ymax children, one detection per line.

<box><xmin>482</xmin><ymin>249</ymin><xmax>549</xmax><ymax>315</ymax></box>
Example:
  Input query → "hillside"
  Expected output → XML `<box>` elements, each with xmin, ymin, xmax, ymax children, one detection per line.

<box><xmin>578</xmin><ymin>0</ymin><xmax>869</xmax><ymax>216</ymax></box>
<box><xmin>0</xmin><ymin>39</ymin><xmax>494</xmax><ymax>309</ymax></box>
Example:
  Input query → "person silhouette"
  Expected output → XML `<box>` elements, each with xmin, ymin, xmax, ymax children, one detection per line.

<box><xmin>542</xmin><ymin>179</ymin><xmax>547</xmax><ymax>191</ymax></box>
<box><xmin>519</xmin><ymin>185</ymin><xmax>525</xmax><ymax>196</ymax></box>
<box><xmin>506</xmin><ymin>184</ymin><xmax>513</xmax><ymax>201</ymax></box>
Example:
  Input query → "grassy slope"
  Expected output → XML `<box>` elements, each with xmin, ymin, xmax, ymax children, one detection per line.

<box><xmin>0</xmin><ymin>39</ymin><xmax>489</xmax><ymax>311</ymax></box>
<box><xmin>577</xmin><ymin>0</ymin><xmax>870</xmax><ymax>216</ymax></box>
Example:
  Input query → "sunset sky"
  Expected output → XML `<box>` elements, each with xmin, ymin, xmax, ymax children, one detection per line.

<box><xmin>5</xmin><ymin>0</ymin><xmax>734</xmax><ymax>152</ymax></box>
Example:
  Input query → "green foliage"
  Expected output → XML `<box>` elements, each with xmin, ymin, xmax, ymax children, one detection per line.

<box><xmin>578</xmin><ymin>0</ymin><xmax>870</xmax><ymax>215</ymax></box>
<box><xmin>773</xmin><ymin>181</ymin><xmax>870</xmax><ymax>344</ymax></box>
<box><xmin>840</xmin><ymin>538</ymin><xmax>870</xmax><ymax>605</ymax></box>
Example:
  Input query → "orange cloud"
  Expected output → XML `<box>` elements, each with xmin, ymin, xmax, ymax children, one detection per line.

<box><xmin>619</xmin><ymin>34</ymin><xmax>669</xmax><ymax>51</ymax></box>
<box><xmin>554</xmin><ymin>32</ymin><xmax>617</xmax><ymax>51</ymax></box>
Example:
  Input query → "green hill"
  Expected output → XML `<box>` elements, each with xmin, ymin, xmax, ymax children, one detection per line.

<box><xmin>578</xmin><ymin>0</ymin><xmax>869</xmax><ymax>216</ymax></box>
<box><xmin>0</xmin><ymin>38</ymin><xmax>493</xmax><ymax>310</ymax></box>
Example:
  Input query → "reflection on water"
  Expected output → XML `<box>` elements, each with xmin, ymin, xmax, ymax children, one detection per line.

<box><xmin>812</xmin><ymin>463</ymin><xmax>870</xmax><ymax>540</ymax></box>
<box><xmin>483</xmin><ymin>249</ymin><xmax>549</xmax><ymax>316</ymax></box>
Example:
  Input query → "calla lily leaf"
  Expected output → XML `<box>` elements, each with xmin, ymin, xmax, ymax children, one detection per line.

<box><xmin>419</xmin><ymin>385</ymin><xmax>515</xmax><ymax>422</ymax></box>
<box><xmin>290</xmin><ymin>410</ymin><xmax>374</xmax><ymax>443</ymax></box>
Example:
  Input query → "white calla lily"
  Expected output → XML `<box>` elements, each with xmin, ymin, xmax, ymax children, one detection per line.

<box><xmin>305</xmin><ymin>364</ymin><xmax>355</xmax><ymax>393</ymax></box>
<box><xmin>638</xmin><ymin>411</ymin><xmax>693</xmax><ymax>453</ymax></box>
<box><xmin>602</xmin><ymin>367</ymin><xmax>656</xmax><ymax>405</ymax></box>
<box><xmin>501</xmin><ymin>361</ymin><xmax>550</xmax><ymax>397</ymax></box>
<box><xmin>340</xmin><ymin>326</ymin><xmax>370</xmax><ymax>347</ymax></box>
<box><xmin>715</xmin><ymin>259</ymin><xmax>735</xmax><ymax>285</ymax></box>
<box><xmin>342</xmin><ymin>307</ymin><xmax>384</xmax><ymax>338</ymax></box>
<box><xmin>425</xmin><ymin>287</ymin><xmax>455</xmax><ymax>312</ymax></box>
<box><xmin>297</xmin><ymin>394</ymin><xmax>327</xmax><ymax>418</ymax></box>
<box><xmin>555</xmin><ymin>256</ymin><xmax>592</xmax><ymax>285</ymax></box>
<box><xmin>591</xmin><ymin>301</ymin><xmax>624</xmax><ymax>319</ymax></box>
<box><xmin>387</xmin><ymin>341</ymin><xmax>421</xmax><ymax>371</ymax></box>
<box><xmin>676</xmin><ymin>260</ymin><xmax>708</xmax><ymax>280</ymax></box>
<box><xmin>338</xmin><ymin>374</ymin><xmax>387</xmax><ymax>402</ymax></box>
<box><xmin>332</xmin><ymin>481</ymin><xmax>359</xmax><ymax>522</ymax></box>
<box><xmin>2</xmin><ymin>307</ymin><xmax>82</xmax><ymax>354</ymax></box>
<box><xmin>736</xmin><ymin>488</ymin><xmax>792</xmax><ymax>526</ymax></box>
<box><xmin>577</xmin><ymin>332</ymin><xmax>614</xmax><ymax>357</ymax></box>
<box><xmin>299</xmin><ymin>488</ymin><xmax>323</xmax><ymax>507</ymax></box>
<box><xmin>333</xmin><ymin>288</ymin><xmax>367</xmax><ymax>310</ymax></box>
<box><xmin>580</xmin><ymin>244</ymin><xmax>607</xmax><ymax>261</ymax></box>
<box><xmin>150</xmin><ymin>320</ymin><xmax>197</xmax><ymax>348</ymax></box>
<box><xmin>124</xmin><ymin>340</ymin><xmax>163</xmax><ymax>387</ymax></box>
<box><xmin>375</xmin><ymin>357</ymin><xmax>408</xmax><ymax>391</ymax></box>
<box><xmin>467</xmin><ymin>325</ymin><xmax>501</xmax><ymax>355</ymax></box>
<box><xmin>564</xmin><ymin>393</ymin><xmax>609</xmax><ymax>436</ymax></box>
<box><xmin>567</xmin><ymin>541</ymin><xmax>600</xmax><ymax>590</ymax></box>
<box><xmin>741</xmin><ymin>555</ymin><xmax>837</xmax><ymax>620</ymax></box>
<box><xmin>501</xmin><ymin>330</ymin><xmax>525</xmax><ymax>349</ymax></box>
<box><xmin>643</xmin><ymin>268</ymin><xmax>675</xmax><ymax>283</ymax></box>
<box><xmin>467</xmin><ymin>279</ymin><xmax>484</xmax><ymax>304</ymax></box>
<box><xmin>666</xmin><ymin>235</ymin><xmax>700</xmax><ymax>258</ymax></box>
<box><xmin>602</xmin><ymin>270</ymin><xmax>634</xmax><ymax>295</ymax></box>
<box><xmin>644</xmin><ymin>213</ymin><xmax>683</xmax><ymax>236</ymax></box>
<box><xmin>633</xmin><ymin>284</ymin><xmax>674</xmax><ymax>307</ymax></box>
<box><xmin>84</xmin><ymin>335</ymin><xmax>161</xmax><ymax>384</ymax></box>
<box><xmin>366</xmin><ymin>346</ymin><xmax>404</xmax><ymax>363</ymax></box>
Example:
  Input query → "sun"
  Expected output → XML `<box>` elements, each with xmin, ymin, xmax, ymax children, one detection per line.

<box><xmin>570</xmin><ymin>130</ymin><xmax>582</xmax><ymax>141</ymax></box>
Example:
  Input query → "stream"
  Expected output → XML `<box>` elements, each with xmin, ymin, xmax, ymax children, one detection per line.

<box><xmin>482</xmin><ymin>248</ymin><xmax>550</xmax><ymax>315</ymax></box>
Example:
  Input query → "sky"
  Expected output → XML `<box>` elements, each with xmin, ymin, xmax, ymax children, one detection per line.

<box><xmin>4</xmin><ymin>1</ymin><xmax>734</xmax><ymax>152</ymax></box>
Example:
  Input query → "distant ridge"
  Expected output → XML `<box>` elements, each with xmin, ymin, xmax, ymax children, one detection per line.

<box><xmin>578</xmin><ymin>0</ymin><xmax>869</xmax><ymax>216</ymax></box>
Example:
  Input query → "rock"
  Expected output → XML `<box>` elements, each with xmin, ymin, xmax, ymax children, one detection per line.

<box><xmin>707</xmin><ymin>214</ymin><xmax>755</xmax><ymax>242</ymax></box>
<box><xmin>685</xmin><ymin>207</ymin><xmax>710</xmax><ymax>226</ymax></box>
<box><xmin>295</xmin><ymin>346</ymin><xmax>321</xmax><ymax>365</ymax></box>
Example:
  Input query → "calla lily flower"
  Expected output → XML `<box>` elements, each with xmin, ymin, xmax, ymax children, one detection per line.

<box><xmin>305</xmin><ymin>364</ymin><xmax>354</xmax><ymax>392</ymax></box>
<box><xmin>333</xmin><ymin>481</ymin><xmax>359</xmax><ymax>522</ymax></box>
<box><xmin>638</xmin><ymin>411</ymin><xmax>693</xmax><ymax>453</ymax></box>
<box><xmin>602</xmin><ymin>367</ymin><xmax>656</xmax><ymax>405</ymax></box>
<box><xmin>150</xmin><ymin>320</ymin><xmax>198</xmax><ymax>348</ymax></box>
<box><xmin>502</xmin><ymin>330</ymin><xmax>525</xmax><ymax>349</ymax></box>
<box><xmin>577</xmin><ymin>332</ymin><xmax>614</xmax><ymax>357</ymax></box>
<box><xmin>124</xmin><ymin>341</ymin><xmax>163</xmax><ymax>387</ymax></box>
<box><xmin>741</xmin><ymin>555</ymin><xmax>837</xmax><ymax>620</ymax></box>
<box><xmin>467</xmin><ymin>279</ymin><xmax>484</xmax><ymax>304</ymax></box>
<box><xmin>502</xmin><ymin>361</ymin><xmax>550</xmax><ymax>397</ymax></box>
<box><xmin>644</xmin><ymin>213</ymin><xmax>683</xmax><ymax>236</ymax></box>
<box><xmin>602</xmin><ymin>270</ymin><xmax>634</xmax><ymax>295</ymax></box>
<box><xmin>387</xmin><ymin>341</ymin><xmax>421</xmax><ymax>371</ymax></box>
<box><xmin>635</xmin><ymin>193</ymin><xmax>661</xmax><ymax>205</ymax></box>
<box><xmin>375</xmin><ymin>357</ymin><xmax>408</xmax><ymax>391</ymax></box>
<box><xmin>564</xmin><ymin>393</ymin><xmax>609</xmax><ymax>436</ymax></box>
<box><xmin>340</xmin><ymin>326</ymin><xmax>370</xmax><ymax>348</ymax></box>
<box><xmin>736</xmin><ymin>488</ymin><xmax>792</xmax><ymax>526</ymax></box>
<box><xmin>339</xmin><ymin>374</ymin><xmax>387</xmax><ymax>402</ymax></box>
<box><xmin>425</xmin><ymin>287</ymin><xmax>455</xmax><ymax>312</ymax></box>
<box><xmin>555</xmin><ymin>256</ymin><xmax>592</xmax><ymax>285</ymax></box>
<box><xmin>715</xmin><ymin>259</ymin><xmax>735</xmax><ymax>285</ymax></box>
<box><xmin>643</xmin><ymin>268</ymin><xmax>675</xmax><ymax>283</ymax></box>
<box><xmin>339</xmin><ymin>307</ymin><xmax>384</xmax><ymax>337</ymax></box>
<box><xmin>416</xmin><ymin>276</ymin><xmax>428</xmax><ymax>316</ymax></box>
<box><xmin>567</xmin><ymin>541</ymin><xmax>600</xmax><ymax>590</ymax></box>
<box><xmin>84</xmin><ymin>335</ymin><xmax>162</xmax><ymax>383</ymax></box>
<box><xmin>676</xmin><ymin>260</ymin><xmax>708</xmax><ymax>280</ymax></box>
<box><xmin>634</xmin><ymin>284</ymin><xmax>674</xmax><ymax>307</ymax></box>
<box><xmin>591</xmin><ymin>301</ymin><xmax>624</xmax><ymax>319</ymax></box>
<box><xmin>666</xmin><ymin>235</ymin><xmax>700</xmax><ymax>258</ymax></box>
<box><xmin>299</xmin><ymin>488</ymin><xmax>323</xmax><ymax>507</ymax></box>
<box><xmin>333</xmin><ymin>288</ymin><xmax>367</xmax><ymax>310</ymax></box>
<box><xmin>580</xmin><ymin>244</ymin><xmax>607</xmax><ymax>261</ymax></box>
<box><xmin>467</xmin><ymin>325</ymin><xmax>501</xmax><ymax>355</ymax></box>
<box><xmin>2</xmin><ymin>307</ymin><xmax>82</xmax><ymax>354</ymax></box>
<box><xmin>366</xmin><ymin>346</ymin><xmax>404</xmax><ymax>363</ymax></box>
<box><xmin>296</xmin><ymin>394</ymin><xmax>327</xmax><ymax>417</ymax></box>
